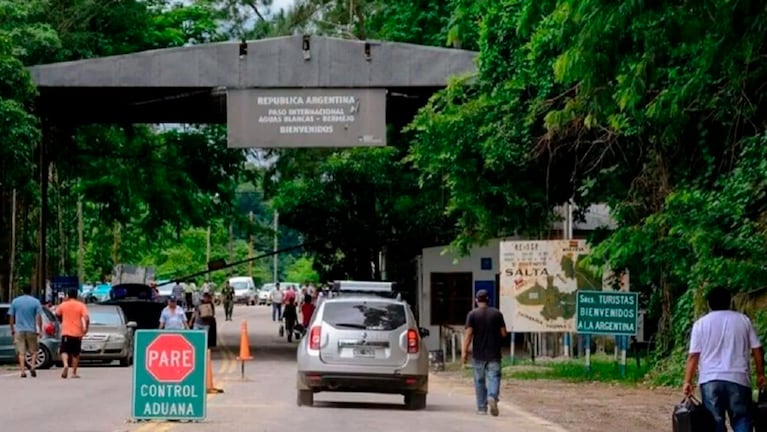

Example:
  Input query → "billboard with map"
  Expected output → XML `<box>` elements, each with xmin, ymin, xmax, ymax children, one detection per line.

<box><xmin>499</xmin><ymin>240</ymin><xmax>601</xmax><ymax>333</ymax></box>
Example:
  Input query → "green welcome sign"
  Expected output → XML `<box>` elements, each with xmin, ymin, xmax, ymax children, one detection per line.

<box><xmin>575</xmin><ymin>291</ymin><xmax>638</xmax><ymax>336</ymax></box>
<box><xmin>131</xmin><ymin>330</ymin><xmax>207</xmax><ymax>421</ymax></box>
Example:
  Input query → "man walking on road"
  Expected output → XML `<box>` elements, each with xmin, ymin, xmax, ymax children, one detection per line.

<box><xmin>462</xmin><ymin>289</ymin><xmax>507</xmax><ymax>417</ymax></box>
<box><xmin>7</xmin><ymin>285</ymin><xmax>44</xmax><ymax>378</ymax></box>
<box><xmin>683</xmin><ymin>286</ymin><xmax>766</xmax><ymax>432</ymax></box>
<box><xmin>282</xmin><ymin>297</ymin><xmax>298</xmax><ymax>343</ymax></box>
<box><xmin>222</xmin><ymin>281</ymin><xmax>235</xmax><ymax>321</ymax></box>
<box><xmin>172</xmin><ymin>281</ymin><xmax>185</xmax><ymax>309</ymax></box>
<box><xmin>56</xmin><ymin>288</ymin><xmax>90</xmax><ymax>379</ymax></box>
<box><xmin>271</xmin><ymin>284</ymin><xmax>284</xmax><ymax>322</ymax></box>
<box><xmin>184</xmin><ymin>281</ymin><xmax>194</xmax><ymax>311</ymax></box>
<box><xmin>159</xmin><ymin>297</ymin><xmax>188</xmax><ymax>330</ymax></box>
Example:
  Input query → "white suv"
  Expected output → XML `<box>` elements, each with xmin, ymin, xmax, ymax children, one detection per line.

<box><xmin>295</xmin><ymin>281</ymin><xmax>430</xmax><ymax>410</ymax></box>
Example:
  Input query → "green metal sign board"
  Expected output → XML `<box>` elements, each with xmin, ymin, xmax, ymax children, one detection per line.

<box><xmin>575</xmin><ymin>291</ymin><xmax>638</xmax><ymax>336</ymax></box>
<box><xmin>131</xmin><ymin>330</ymin><xmax>207</xmax><ymax>421</ymax></box>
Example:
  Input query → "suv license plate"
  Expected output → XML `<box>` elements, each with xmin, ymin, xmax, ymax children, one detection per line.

<box><xmin>82</xmin><ymin>344</ymin><xmax>100</xmax><ymax>352</ymax></box>
<box><xmin>353</xmin><ymin>347</ymin><xmax>375</xmax><ymax>358</ymax></box>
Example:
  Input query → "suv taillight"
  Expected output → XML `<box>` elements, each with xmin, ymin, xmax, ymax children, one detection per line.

<box><xmin>309</xmin><ymin>326</ymin><xmax>321</xmax><ymax>350</ymax></box>
<box><xmin>407</xmin><ymin>328</ymin><xmax>419</xmax><ymax>354</ymax></box>
<box><xmin>44</xmin><ymin>323</ymin><xmax>55</xmax><ymax>337</ymax></box>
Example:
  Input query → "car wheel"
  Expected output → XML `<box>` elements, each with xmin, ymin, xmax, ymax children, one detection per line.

<box><xmin>405</xmin><ymin>392</ymin><xmax>427</xmax><ymax>410</ymax></box>
<box><xmin>119</xmin><ymin>354</ymin><xmax>132</xmax><ymax>367</ymax></box>
<box><xmin>297</xmin><ymin>390</ymin><xmax>314</xmax><ymax>407</ymax></box>
<box><xmin>26</xmin><ymin>345</ymin><xmax>53</xmax><ymax>370</ymax></box>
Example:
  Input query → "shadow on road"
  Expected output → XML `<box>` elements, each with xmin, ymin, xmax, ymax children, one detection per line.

<box><xmin>311</xmin><ymin>401</ymin><xmax>453</xmax><ymax>412</ymax></box>
<box><xmin>77</xmin><ymin>361</ymin><xmax>127</xmax><ymax>368</ymax></box>
<box><xmin>212</xmin><ymin>312</ymin><xmax>300</xmax><ymax>363</ymax></box>
<box><xmin>313</xmin><ymin>401</ymin><xmax>408</xmax><ymax>411</ymax></box>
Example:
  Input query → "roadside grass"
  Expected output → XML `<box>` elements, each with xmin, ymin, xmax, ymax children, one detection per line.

<box><xmin>499</xmin><ymin>354</ymin><xmax>651</xmax><ymax>383</ymax></box>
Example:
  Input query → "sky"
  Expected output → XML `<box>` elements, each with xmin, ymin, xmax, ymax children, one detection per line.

<box><xmin>270</xmin><ymin>0</ymin><xmax>295</xmax><ymax>14</ymax></box>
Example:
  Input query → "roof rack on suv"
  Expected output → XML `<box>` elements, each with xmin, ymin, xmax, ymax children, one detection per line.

<box><xmin>324</xmin><ymin>280</ymin><xmax>402</xmax><ymax>301</ymax></box>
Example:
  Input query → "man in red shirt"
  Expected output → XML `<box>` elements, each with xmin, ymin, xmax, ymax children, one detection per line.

<box><xmin>283</xmin><ymin>286</ymin><xmax>296</xmax><ymax>305</ymax></box>
<box><xmin>301</xmin><ymin>294</ymin><xmax>315</xmax><ymax>328</ymax></box>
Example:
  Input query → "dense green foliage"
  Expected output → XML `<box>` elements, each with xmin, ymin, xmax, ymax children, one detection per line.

<box><xmin>0</xmin><ymin>0</ymin><xmax>301</xmax><ymax>294</ymax></box>
<box><xmin>2</xmin><ymin>0</ymin><xmax>766</xmax><ymax>385</ymax></box>
<box><xmin>406</xmin><ymin>0</ymin><xmax>767</xmax><ymax>383</ymax></box>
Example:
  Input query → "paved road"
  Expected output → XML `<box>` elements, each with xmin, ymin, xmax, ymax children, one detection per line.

<box><xmin>1</xmin><ymin>304</ymin><xmax>568</xmax><ymax>432</ymax></box>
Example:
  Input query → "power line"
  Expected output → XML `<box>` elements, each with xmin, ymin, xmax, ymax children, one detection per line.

<box><xmin>160</xmin><ymin>239</ymin><xmax>322</xmax><ymax>284</ymax></box>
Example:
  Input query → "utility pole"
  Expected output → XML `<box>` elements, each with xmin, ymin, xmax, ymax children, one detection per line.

<box><xmin>206</xmin><ymin>193</ymin><xmax>218</xmax><ymax>281</ymax></box>
<box><xmin>248</xmin><ymin>211</ymin><xmax>254</xmax><ymax>277</ymax></box>
<box><xmin>272</xmin><ymin>211</ymin><xmax>279</xmax><ymax>284</ymax></box>
<box><xmin>206</xmin><ymin>225</ymin><xmax>211</xmax><ymax>281</ymax></box>
<box><xmin>112</xmin><ymin>220</ymin><xmax>121</xmax><ymax>265</ymax></box>
<box><xmin>77</xmin><ymin>196</ymin><xmax>84</xmax><ymax>284</ymax></box>
<box><xmin>379</xmin><ymin>246</ymin><xmax>387</xmax><ymax>280</ymax></box>
<box><xmin>37</xmin><ymin>133</ymin><xmax>49</xmax><ymax>297</ymax></box>
<box><xmin>228</xmin><ymin>222</ymin><xmax>234</xmax><ymax>276</ymax></box>
<box><xmin>564</xmin><ymin>200</ymin><xmax>574</xmax><ymax>358</ymax></box>
<box><xmin>9</xmin><ymin>189</ymin><xmax>17</xmax><ymax>301</ymax></box>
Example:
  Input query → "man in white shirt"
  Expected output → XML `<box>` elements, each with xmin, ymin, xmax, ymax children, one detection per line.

<box><xmin>270</xmin><ymin>284</ymin><xmax>284</xmax><ymax>322</ymax></box>
<box><xmin>684</xmin><ymin>286</ymin><xmax>766</xmax><ymax>432</ymax></box>
<box><xmin>171</xmin><ymin>281</ymin><xmax>184</xmax><ymax>308</ymax></box>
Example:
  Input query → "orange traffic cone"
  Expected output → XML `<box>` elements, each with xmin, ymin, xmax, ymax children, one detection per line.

<box><xmin>236</xmin><ymin>321</ymin><xmax>253</xmax><ymax>361</ymax></box>
<box><xmin>206</xmin><ymin>349</ymin><xmax>223</xmax><ymax>394</ymax></box>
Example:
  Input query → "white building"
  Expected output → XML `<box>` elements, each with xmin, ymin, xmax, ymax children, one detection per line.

<box><xmin>415</xmin><ymin>204</ymin><xmax>615</xmax><ymax>351</ymax></box>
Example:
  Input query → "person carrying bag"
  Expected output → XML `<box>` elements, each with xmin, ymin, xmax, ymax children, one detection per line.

<box><xmin>754</xmin><ymin>389</ymin><xmax>767</xmax><ymax>432</ymax></box>
<box><xmin>190</xmin><ymin>292</ymin><xmax>216</xmax><ymax>349</ymax></box>
<box><xmin>673</xmin><ymin>395</ymin><xmax>714</xmax><ymax>432</ymax></box>
<box><xmin>682</xmin><ymin>287</ymin><xmax>766</xmax><ymax>432</ymax></box>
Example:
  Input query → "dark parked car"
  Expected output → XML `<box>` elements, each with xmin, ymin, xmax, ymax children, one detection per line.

<box><xmin>99</xmin><ymin>283</ymin><xmax>165</xmax><ymax>330</ymax></box>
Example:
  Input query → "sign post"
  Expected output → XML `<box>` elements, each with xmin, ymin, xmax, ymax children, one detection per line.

<box><xmin>132</xmin><ymin>330</ymin><xmax>207</xmax><ymax>421</ymax></box>
<box><xmin>499</xmin><ymin>240</ymin><xmax>600</xmax><ymax>359</ymax></box>
<box><xmin>575</xmin><ymin>291</ymin><xmax>638</xmax><ymax>376</ymax></box>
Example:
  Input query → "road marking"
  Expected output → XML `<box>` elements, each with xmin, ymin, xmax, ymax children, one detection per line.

<box><xmin>132</xmin><ymin>422</ymin><xmax>159</xmax><ymax>432</ymax></box>
<box><xmin>206</xmin><ymin>403</ymin><xmax>289</xmax><ymax>408</ymax></box>
<box><xmin>428</xmin><ymin>373</ymin><xmax>570</xmax><ymax>432</ymax></box>
<box><xmin>496</xmin><ymin>402</ymin><xmax>570</xmax><ymax>432</ymax></box>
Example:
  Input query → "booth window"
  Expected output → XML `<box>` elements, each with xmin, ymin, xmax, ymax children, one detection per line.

<box><xmin>430</xmin><ymin>272</ymin><xmax>473</xmax><ymax>325</ymax></box>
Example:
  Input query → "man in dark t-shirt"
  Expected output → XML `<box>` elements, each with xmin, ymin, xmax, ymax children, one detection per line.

<box><xmin>462</xmin><ymin>289</ymin><xmax>507</xmax><ymax>417</ymax></box>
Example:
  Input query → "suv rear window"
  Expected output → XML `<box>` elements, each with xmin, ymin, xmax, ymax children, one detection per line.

<box><xmin>323</xmin><ymin>301</ymin><xmax>407</xmax><ymax>331</ymax></box>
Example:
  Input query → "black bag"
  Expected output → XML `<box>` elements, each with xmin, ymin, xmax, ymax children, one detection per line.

<box><xmin>207</xmin><ymin>318</ymin><xmax>217</xmax><ymax>348</ymax></box>
<box><xmin>754</xmin><ymin>389</ymin><xmax>767</xmax><ymax>432</ymax></box>
<box><xmin>672</xmin><ymin>396</ymin><xmax>715</xmax><ymax>432</ymax></box>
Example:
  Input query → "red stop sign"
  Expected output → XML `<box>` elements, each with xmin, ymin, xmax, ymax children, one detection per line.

<box><xmin>145</xmin><ymin>334</ymin><xmax>195</xmax><ymax>383</ymax></box>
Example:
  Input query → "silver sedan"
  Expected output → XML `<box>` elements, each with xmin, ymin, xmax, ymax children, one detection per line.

<box><xmin>80</xmin><ymin>304</ymin><xmax>137</xmax><ymax>366</ymax></box>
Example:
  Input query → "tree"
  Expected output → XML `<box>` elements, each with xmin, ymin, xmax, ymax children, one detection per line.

<box><xmin>197</xmin><ymin>0</ymin><xmax>279</xmax><ymax>39</ymax></box>
<box><xmin>284</xmin><ymin>256</ymin><xmax>320</xmax><ymax>284</ymax></box>
<box><xmin>406</xmin><ymin>0</ymin><xmax>767</xmax><ymax>381</ymax></box>
<box><xmin>0</xmin><ymin>0</ymin><xmax>60</xmax><ymax>298</ymax></box>
<box><xmin>260</xmin><ymin>0</ymin><xmax>461</xmax><ymax>284</ymax></box>
<box><xmin>407</xmin><ymin>0</ymin><xmax>576</xmax><ymax>254</ymax></box>
<box><xmin>0</xmin><ymin>1</ymin><xmax>262</xmax><ymax>295</ymax></box>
